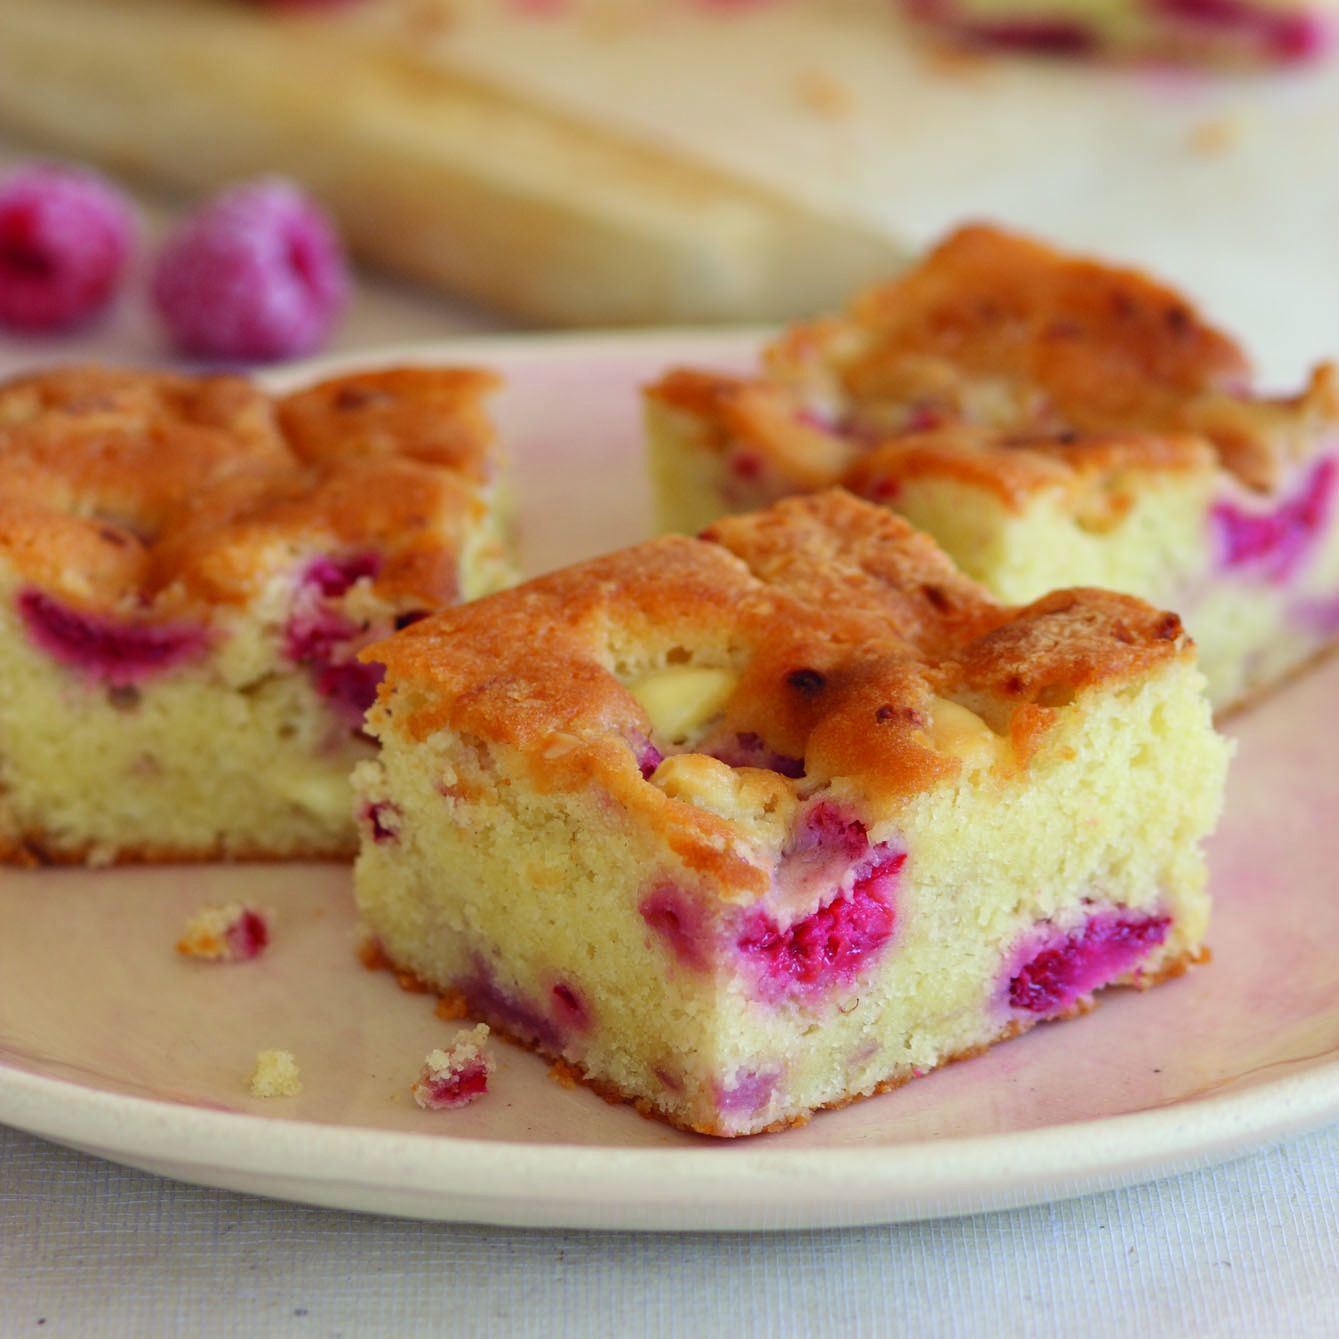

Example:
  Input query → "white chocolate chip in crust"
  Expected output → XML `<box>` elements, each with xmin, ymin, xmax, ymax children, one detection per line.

<box><xmin>652</xmin><ymin>753</ymin><xmax>796</xmax><ymax>846</ymax></box>
<box><xmin>627</xmin><ymin>665</ymin><xmax>738</xmax><ymax>745</ymax></box>
<box><xmin>653</xmin><ymin>752</ymin><xmax>745</xmax><ymax>812</ymax></box>
<box><xmin>925</xmin><ymin>696</ymin><xmax>1005</xmax><ymax>769</ymax></box>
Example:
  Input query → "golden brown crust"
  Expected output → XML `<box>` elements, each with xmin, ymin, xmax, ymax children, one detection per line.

<box><xmin>364</xmin><ymin>491</ymin><xmax>1192</xmax><ymax>846</ymax></box>
<box><xmin>645</xmin><ymin>224</ymin><xmax>1333</xmax><ymax>503</ymax></box>
<box><xmin>842</xmin><ymin>423</ymin><xmax>1216</xmax><ymax>517</ymax></box>
<box><xmin>275</xmin><ymin>366</ymin><xmax>501</xmax><ymax>479</ymax></box>
<box><xmin>801</xmin><ymin>223</ymin><xmax>1250</xmax><ymax>427</ymax></box>
<box><xmin>0</xmin><ymin>362</ymin><xmax>501</xmax><ymax>612</ymax></box>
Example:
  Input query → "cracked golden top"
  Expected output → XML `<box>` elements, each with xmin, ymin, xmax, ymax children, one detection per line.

<box><xmin>363</xmin><ymin>490</ymin><xmax>1192</xmax><ymax>827</ymax></box>
<box><xmin>648</xmin><ymin>223</ymin><xmax>1339</xmax><ymax>499</ymax></box>
<box><xmin>0</xmin><ymin>363</ymin><xmax>502</xmax><ymax>611</ymax></box>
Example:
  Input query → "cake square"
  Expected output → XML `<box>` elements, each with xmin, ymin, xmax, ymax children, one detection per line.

<box><xmin>0</xmin><ymin>362</ymin><xmax>513</xmax><ymax>864</ymax></box>
<box><xmin>645</xmin><ymin>224</ymin><xmax>1339</xmax><ymax>713</ymax></box>
<box><xmin>352</xmin><ymin>490</ymin><xmax>1229</xmax><ymax>1137</ymax></box>
<box><xmin>895</xmin><ymin>0</ymin><xmax>1333</xmax><ymax>64</ymax></box>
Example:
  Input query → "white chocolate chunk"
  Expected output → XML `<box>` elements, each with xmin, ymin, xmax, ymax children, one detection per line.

<box><xmin>651</xmin><ymin>752</ymin><xmax>797</xmax><ymax>846</ymax></box>
<box><xmin>926</xmin><ymin>697</ymin><xmax>1004</xmax><ymax>768</ymax></box>
<box><xmin>628</xmin><ymin>666</ymin><xmax>737</xmax><ymax>743</ymax></box>
<box><xmin>653</xmin><ymin>752</ymin><xmax>745</xmax><ymax>813</ymax></box>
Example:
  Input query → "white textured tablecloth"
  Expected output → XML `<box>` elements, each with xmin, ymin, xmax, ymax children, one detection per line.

<box><xmin>4</xmin><ymin>1119</ymin><xmax>1339</xmax><ymax>1337</ymax></box>
<box><xmin>1</xmin><ymin>141</ymin><xmax>1337</xmax><ymax>1338</ymax></box>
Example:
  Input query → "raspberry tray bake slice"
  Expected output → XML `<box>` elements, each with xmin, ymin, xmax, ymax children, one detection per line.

<box><xmin>896</xmin><ymin>0</ymin><xmax>1332</xmax><ymax>64</ymax></box>
<box><xmin>0</xmin><ymin>362</ymin><xmax>513</xmax><ymax>864</ymax></box>
<box><xmin>645</xmin><ymin>224</ymin><xmax>1339</xmax><ymax>714</ymax></box>
<box><xmin>352</xmin><ymin>490</ymin><xmax>1229</xmax><ymax>1137</ymax></box>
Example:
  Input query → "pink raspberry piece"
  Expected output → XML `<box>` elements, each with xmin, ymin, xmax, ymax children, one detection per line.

<box><xmin>151</xmin><ymin>177</ymin><xmax>347</xmax><ymax>361</ymax></box>
<box><xmin>1211</xmin><ymin>457</ymin><xmax>1336</xmax><ymax>583</ymax></box>
<box><xmin>316</xmin><ymin>660</ymin><xmax>385</xmax><ymax>723</ymax></box>
<box><xmin>455</xmin><ymin>959</ymin><xmax>565</xmax><ymax>1050</ymax></box>
<box><xmin>412</xmin><ymin>1024</ymin><xmax>494</xmax><ymax>1111</ymax></box>
<box><xmin>709</xmin><ymin>731</ymin><xmax>804</xmax><ymax>778</ymax></box>
<box><xmin>285</xmin><ymin>552</ymin><xmax>386</xmax><ymax>726</ymax></box>
<box><xmin>550</xmin><ymin>981</ymin><xmax>592</xmax><ymax>1032</ymax></box>
<box><xmin>1155</xmin><ymin>0</ymin><xmax>1329</xmax><ymax>59</ymax></box>
<box><xmin>639</xmin><ymin>886</ymin><xmax>715</xmax><ymax>973</ymax></box>
<box><xmin>1007</xmin><ymin>912</ymin><xmax>1171</xmax><ymax>1016</ymax></box>
<box><xmin>0</xmin><ymin>163</ymin><xmax>134</xmax><ymax>333</ymax></box>
<box><xmin>18</xmin><ymin>588</ymin><xmax>207</xmax><ymax>686</ymax></box>
<box><xmin>630</xmin><ymin>731</ymin><xmax>664</xmax><ymax>779</ymax></box>
<box><xmin>737</xmin><ymin>851</ymin><xmax>903</xmax><ymax>997</ymax></box>
<box><xmin>735</xmin><ymin>804</ymin><xmax>904</xmax><ymax>1000</ymax></box>
<box><xmin>360</xmin><ymin>800</ymin><xmax>401</xmax><ymax>844</ymax></box>
<box><xmin>176</xmin><ymin>903</ymin><xmax>271</xmax><ymax>962</ymax></box>
<box><xmin>714</xmin><ymin>1069</ymin><xmax>780</xmax><ymax>1116</ymax></box>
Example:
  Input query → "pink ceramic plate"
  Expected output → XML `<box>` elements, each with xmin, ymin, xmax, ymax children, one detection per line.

<box><xmin>1</xmin><ymin>332</ymin><xmax>1337</xmax><ymax>1231</ymax></box>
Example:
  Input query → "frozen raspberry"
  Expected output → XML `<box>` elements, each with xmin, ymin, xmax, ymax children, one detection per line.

<box><xmin>0</xmin><ymin>163</ymin><xmax>134</xmax><ymax>332</ymax></box>
<box><xmin>151</xmin><ymin>177</ymin><xmax>347</xmax><ymax>361</ymax></box>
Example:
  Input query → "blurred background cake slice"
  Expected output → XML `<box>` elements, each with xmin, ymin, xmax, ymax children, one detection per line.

<box><xmin>645</xmin><ymin>224</ymin><xmax>1339</xmax><ymax>711</ymax></box>
<box><xmin>897</xmin><ymin>0</ymin><xmax>1332</xmax><ymax>62</ymax></box>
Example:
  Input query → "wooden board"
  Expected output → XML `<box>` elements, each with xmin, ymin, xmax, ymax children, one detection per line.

<box><xmin>0</xmin><ymin>0</ymin><xmax>908</xmax><ymax>328</ymax></box>
<box><xmin>0</xmin><ymin>0</ymin><xmax>1335</xmax><ymax>375</ymax></box>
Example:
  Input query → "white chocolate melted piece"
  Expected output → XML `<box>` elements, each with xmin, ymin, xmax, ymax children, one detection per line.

<box><xmin>628</xmin><ymin>665</ymin><xmax>738</xmax><ymax>744</ymax></box>
<box><xmin>926</xmin><ymin>697</ymin><xmax>1006</xmax><ymax>768</ymax></box>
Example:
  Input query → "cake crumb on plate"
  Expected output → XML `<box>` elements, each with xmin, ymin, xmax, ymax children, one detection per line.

<box><xmin>176</xmin><ymin>903</ymin><xmax>271</xmax><ymax>962</ymax></box>
<box><xmin>250</xmin><ymin>1049</ymin><xmax>302</xmax><ymax>1098</ymax></box>
<box><xmin>412</xmin><ymin>1024</ymin><xmax>493</xmax><ymax>1110</ymax></box>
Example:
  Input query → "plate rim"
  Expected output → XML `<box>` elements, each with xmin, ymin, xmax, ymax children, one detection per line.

<box><xmin>3</xmin><ymin>1048</ymin><xmax>1339</xmax><ymax>1229</ymax></box>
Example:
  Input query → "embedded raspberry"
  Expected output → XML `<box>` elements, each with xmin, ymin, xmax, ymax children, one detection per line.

<box><xmin>1008</xmin><ymin>912</ymin><xmax>1171</xmax><ymax>1016</ymax></box>
<box><xmin>1212</xmin><ymin>457</ymin><xmax>1336</xmax><ymax>583</ymax></box>
<box><xmin>737</xmin><ymin>851</ymin><xmax>903</xmax><ymax>997</ymax></box>
<box><xmin>151</xmin><ymin>177</ymin><xmax>347</xmax><ymax>361</ymax></box>
<box><xmin>0</xmin><ymin>163</ymin><xmax>134</xmax><ymax>332</ymax></box>
<box><xmin>788</xmin><ymin>800</ymin><xmax>871</xmax><ymax>865</ymax></box>
<box><xmin>710</xmin><ymin>731</ymin><xmax>804</xmax><ymax>778</ymax></box>
<box><xmin>550</xmin><ymin>981</ymin><xmax>592</xmax><ymax>1031</ymax></box>
<box><xmin>640</xmin><ymin>886</ymin><xmax>714</xmax><ymax>972</ymax></box>
<box><xmin>361</xmin><ymin>800</ymin><xmax>401</xmax><ymax>844</ymax></box>
<box><xmin>714</xmin><ymin>1069</ymin><xmax>779</xmax><ymax>1116</ymax></box>
<box><xmin>284</xmin><ymin>552</ymin><xmax>386</xmax><ymax>726</ymax></box>
<box><xmin>631</xmin><ymin>732</ymin><xmax>664</xmax><ymax>779</ymax></box>
<box><xmin>304</xmin><ymin>552</ymin><xmax>381</xmax><ymax>598</ymax></box>
<box><xmin>18</xmin><ymin>588</ymin><xmax>207</xmax><ymax>686</ymax></box>
<box><xmin>316</xmin><ymin>659</ymin><xmax>385</xmax><ymax>724</ymax></box>
<box><xmin>1155</xmin><ymin>0</ymin><xmax>1329</xmax><ymax>60</ymax></box>
<box><xmin>176</xmin><ymin>903</ymin><xmax>271</xmax><ymax>962</ymax></box>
